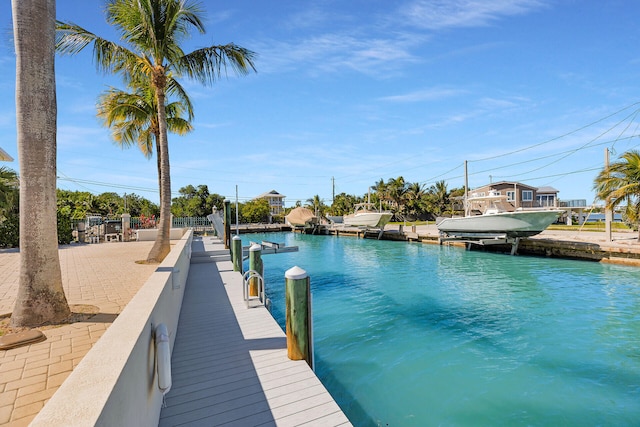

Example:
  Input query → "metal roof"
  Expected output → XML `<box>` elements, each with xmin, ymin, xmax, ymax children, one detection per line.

<box><xmin>0</xmin><ymin>147</ymin><xmax>13</xmax><ymax>162</ymax></box>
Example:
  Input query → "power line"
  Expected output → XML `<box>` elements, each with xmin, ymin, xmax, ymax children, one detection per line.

<box><xmin>55</xmin><ymin>175</ymin><xmax>264</xmax><ymax>201</ymax></box>
<box><xmin>341</xmin><ymin>101</ymin><xmax>640</xmax><ymax>188</ymax></box>
<box><xmin>468</xmin><ymin>101</ymin><xmax>640</xmax><ymax>163</ymax></box>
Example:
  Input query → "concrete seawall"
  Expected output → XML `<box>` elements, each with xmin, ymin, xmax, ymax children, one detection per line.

<box><xmin>31</xmin><ymin>231</ymin><xmax>193</xmax><ymax>426</ymax></box>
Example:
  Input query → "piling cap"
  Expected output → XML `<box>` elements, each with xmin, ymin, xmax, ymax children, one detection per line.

<box><xmin>250</xmin><ymin>243</ymin><xmax>262</xmax><ymax>252</ymax></box>
<box><xmin>285</xmin><ymin>266</ymin><xmax>308</xmax><ymax>280</ymax></box>
<box><xmin>232</xmin><ymin>235</ymin><xmax>241</xmax><ymax>240</ymax></box>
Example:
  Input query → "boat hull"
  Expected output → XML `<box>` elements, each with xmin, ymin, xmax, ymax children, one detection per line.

<box><xmin>437</xmin><ymin>210</ymin><xmax>562</xmax><ymax>238</ymax></box>
<box><xmin>343</xmin><ymin>212</ymin><xmax>393</xmax><ymax>228</ymax></box>
<box><xmin>326</xmin><ymin>215</ymin><xmax>343</xmax><ymax>224</ymax></box>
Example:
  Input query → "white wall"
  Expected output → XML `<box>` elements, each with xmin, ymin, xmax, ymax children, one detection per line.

<box><xmin>136</xmin><ymin>228</ymin><xmax>186</xmax><ymax>241</ymax></box>
<box><xmin>31</xmin><ymin>231</ymin><xmax>193</xmax><ymax>427</ymax></box>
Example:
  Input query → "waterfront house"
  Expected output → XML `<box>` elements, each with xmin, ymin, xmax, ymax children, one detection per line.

<box><xmin>255</xmin><ymin>190</ymin><xmax>286</xmax><ymax>221</ymax></box>
<box><xmin>470</xmin><ymin>181</ymin><xmax>559</xmax><ymax>209</ymax></box>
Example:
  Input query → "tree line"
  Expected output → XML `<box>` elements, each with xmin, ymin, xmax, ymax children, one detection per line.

<box><xmin>3</xmin><ymin>155</ymin><xmax>640</xmax><ymax>248</ymax></box>
<box><xmin>0</xmin><ymin>172</ymin><xmax>461</xmax><ymax>248</ymax></box>
<box><xmin>302</xmin><ymin>178</ymin><xmax>465</xmax><ymax>222</ymax></box>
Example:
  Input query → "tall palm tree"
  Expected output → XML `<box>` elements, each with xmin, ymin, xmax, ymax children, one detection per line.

<box><xmin>405</xmin><ymin>182</ymin><xmax>426</xmax><ymax>220</ymax></box>
<box><xmin>57</xmin><ymin>0</ymin><xmax>256</xmax><ymax>262</ymax></box>
<box><xmin>387</xmin><ymin>176</ymin><xmax>407</xmax><ymax>219</ymax></box>
<box><xmin>305</xmin><ymin>195</ymin><xmax>325</xmax><ymax>217</ymax></box>
<box><xmin>430</xmin><ymin>180</ymin><xmax>449</xmax><ymax>216</ymax></box>
<box><xmin>594</xmin><ymin>150</ymin><xmax>640</xmax><ymax>240</ymax></box>
<box><xmin>97</xmin><ymin>81</ymin><xmax>193</xmax><ymax>206</ymax></box>
<box><xmin>372</xmin><ymin>178</ymin><xmax>388</xmax><ymax>205</ymax></box>
<box><xmin>11</xmin><ymin>0</ymin><xmax>71</xmax><ymax>327</ymax></box>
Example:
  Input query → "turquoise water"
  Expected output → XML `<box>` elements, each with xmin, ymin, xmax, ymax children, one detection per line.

<box><xmin>241</xmin><ymin>232</ymin><xmax>640</xmax><ymax>426</ymax></box>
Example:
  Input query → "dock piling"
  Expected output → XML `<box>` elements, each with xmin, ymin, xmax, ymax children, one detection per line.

<box><xmin>249</xmin><ymin>243</ymin><xmax>263</xmax><ymax>297</ymax></box>
<box><xmin>223</xmin><ymin>200</ymin><xmax>231</xmax><ymax>250</ymax></box>
<box><xmin>232</xmin><ymin>235</ymin><xmax>242</xmax><ymax>272</ymax></box>
<box><xmin>285</xmin><ymin>266</ymin><xmax>313</xmax><ymax>369</ymax></box>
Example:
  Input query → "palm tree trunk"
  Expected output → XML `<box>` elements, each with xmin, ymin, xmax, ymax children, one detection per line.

<box><xmin>155</xmin><ymin>135</ymin><xmax>162</xmax><ymax>208</ymax></box>
<box><xmin>147</xmin><ymin>83</ymin><xmax>171</xmax><ymax>263</ymax></box>
<box><xmin>11</xmin><ymin>0</ymin><xmax>70</xmax><ymax>327</ymax></box>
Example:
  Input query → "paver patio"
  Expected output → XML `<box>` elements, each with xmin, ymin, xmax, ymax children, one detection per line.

<box><xmin>0</xmin><ymin>241</ymin><xmax>157</xmax><ymax>426</ymax></box>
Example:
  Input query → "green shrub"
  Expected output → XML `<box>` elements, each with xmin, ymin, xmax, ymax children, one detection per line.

<box><xmin>57</xmin><ymin>211</ymin><xmax>73</xmax><ymax>245</ymax></box>
<box><xmin>0</xmin><ymin>213</ymin><xmax>19</xmax><ymax>248</ymax></box>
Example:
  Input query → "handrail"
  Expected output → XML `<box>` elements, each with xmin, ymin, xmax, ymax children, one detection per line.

<box><xmin>242</xmin><ymin>269</ymin><xmax>265</xmax><ymax>308</ymax></box>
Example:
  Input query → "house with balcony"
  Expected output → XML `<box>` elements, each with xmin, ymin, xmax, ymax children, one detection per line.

<box><xmin>255</xmin><ymin>190</ymin><xmax>286</xmax><ymax>219</ymax></box>
<box><xmin>469</xmin><ymin>181</ymin><xmax>559</xmax><ymax>210</ymax></box>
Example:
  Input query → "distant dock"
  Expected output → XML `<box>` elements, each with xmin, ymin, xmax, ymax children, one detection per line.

<box><xmin>291</xmin><ymin>223</ymin><xmax>640</xmax><ymax>266</ymax></box>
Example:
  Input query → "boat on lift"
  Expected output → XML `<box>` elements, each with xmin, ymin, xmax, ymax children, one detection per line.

<box><xmin>436</xmin><ymin>191</ymin><xmax>563</xmax><ymax>239</ymax></box>
<box><xmin>343</xmin><ymin>191</ymin><xmax>393</xmax><ymax>228</ymax></box>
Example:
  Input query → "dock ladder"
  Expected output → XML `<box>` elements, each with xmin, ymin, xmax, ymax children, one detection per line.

<box><xmin>242</xmin><ymin>270</ymin><xmax>265</xmax><ymax>308</ymax></box>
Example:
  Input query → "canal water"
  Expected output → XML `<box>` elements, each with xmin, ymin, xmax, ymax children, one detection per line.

<box><xmin>241</xmin><ymin>232</ymin><xmax>640</xmax><ymax>426</ymax></box>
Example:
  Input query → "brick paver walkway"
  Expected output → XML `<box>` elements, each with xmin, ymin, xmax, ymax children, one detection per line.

<box><xmin>0</xmin><ymin>241</ymin><xmax>157</xmax><ymax>426</ymax></box>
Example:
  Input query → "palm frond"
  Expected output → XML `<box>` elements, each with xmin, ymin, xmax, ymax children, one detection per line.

<box><xmin>176</xmin><ymin>44</ymin><xmax>257</xmax><ymax>85</ymax></box>
<box><xmin>55</xmin><ymin>21</ymin><xmax>97</xmax><ymax>54</ymax></box>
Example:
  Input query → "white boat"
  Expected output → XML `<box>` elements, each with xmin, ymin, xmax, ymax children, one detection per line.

<box><xmin>437</xmin><ymin>209</ymin><xmax>562</xmax><ymax>238</ymax></box>
<box><xmin>343</xmin><ymin>203</ymin><xmax>393</xmax><ymax>228</ymax></box>
<box><xmin>437</xmin><ymin>192</ymin><xmax>563</xmax><ymax>239</ymax></box>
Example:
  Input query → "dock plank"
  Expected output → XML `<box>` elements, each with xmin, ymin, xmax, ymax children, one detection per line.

<box><xmin>159</xmin><ymin>237</ymin><xmax>351</xmax><ymax>426</ymax></box>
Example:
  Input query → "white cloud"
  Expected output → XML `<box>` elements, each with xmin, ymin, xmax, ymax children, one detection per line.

<box><xmin>379</xmin><ymin>86</ymin><xmax>468</xmax><ymax>102</ymax></box>
<box><xmin>58</xmin><ymin>125</ymin><xmax>108</xmax><ymax>149</ymax></box>
<box><xmin>254</xmin><ymin>32</ymin><xmax>421</xmax><ymax>78</ymax></box>
<box><xmin>400</xmin><ymin>0</ymin><xmax>548</xmax><ymax>30</ymax></box>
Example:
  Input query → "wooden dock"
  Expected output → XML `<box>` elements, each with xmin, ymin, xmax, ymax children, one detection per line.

<box><xmin>159</xmin><ymin>236</ymin><xmax>351</xmax><ymax>426</ymax></box>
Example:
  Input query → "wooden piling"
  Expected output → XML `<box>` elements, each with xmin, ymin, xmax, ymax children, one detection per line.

<box><xmin>223</xmin><ymin>199</ymin><xmax>231</xmax><ymax>250</ymax></box>
<box><xmin>285</xmin><ymin>266</ymin><xmax>313</xmax><ymax>368</ymax></box>
<box><xmin>232</xmin><ymin>235</ymin><xmax>242</xmax><ymax>273</ymax></box>
<box><xmin>249</xmin><ymin>243</ymin><xmax>263</xmax><ymax>297</ymax></box>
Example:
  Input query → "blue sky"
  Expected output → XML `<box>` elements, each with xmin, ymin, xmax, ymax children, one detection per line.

<box><xmin>2</xmin><ymin>1</ymin><xmax>640</xmax><ymax>206</ymax></box>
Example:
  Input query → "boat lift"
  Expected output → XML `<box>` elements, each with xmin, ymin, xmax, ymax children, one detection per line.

<box><xmin>439</xmin><ymin>232</ymin><xmax>522</xmax><ymax>256</ymax></box>
<box><xmin>241</xmin><ymin>240</ymin><xmax>298</xmax><ymax>260</ymax></box>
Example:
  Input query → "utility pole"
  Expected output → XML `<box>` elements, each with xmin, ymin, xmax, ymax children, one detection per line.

<box><xmin>605</xmin><ymin>148</ymin><xmax>612</xmax><ymax>242</ymax></box>
<box><xmin>332</xmin><ymin>176</ymin><xmax>335</xmax><ymax>204</ymax></box>
<box><xmin>235</xmin><ymin>185</ymin><xmax>239</xmax><ymax>236</ymax></box>
<box><xmin>464</xmin><ymin>160</ymin><xmax>469</xmax><ymax>216</ymax></box>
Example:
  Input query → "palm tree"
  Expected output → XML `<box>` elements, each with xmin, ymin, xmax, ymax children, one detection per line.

<box><xmin>97</xmin><ymin>81</ymin><xmax>193</xmax><ymax>206</ymax></box>
<box><xmin>387</xmin><ymin>176</ymin><xmax>407</xmax><ymax>219</ymax></box>
<box><xmin>330</xmin><ymin>192</ymin><xmax>358</xmax><ymax>216</ymax></box>
<box><xmin>430</xmin><ymin>180</ymin><xmax>449</xmax><ymax>216</ymax></box>
<box><xmin>305</xmin><ymin>195</ymin><xmax>325</xmax><ymax>217</ymax></box>
<box><xmin>372</xmin><ymin>178</ymin><xmax>388</xmax><ymax>205</ymax></box>
<box><xmin>57</xmin><ymin>0</ymin><xmax>256</xmax><ymax>262</ymax></box>
<box><xmin>11</xmin><ymin>0</ymin><xmax>71</xmax><ymax>327</ymax></box>
<box><xmin>594</xmin><ymin>150</ymin><xmax>640</xmax><ymax>240</ymax></box>
<box><xmin>404</xmin><ymin>182</ymin><xmax>426</xmax><ymax>220</ymax></box>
